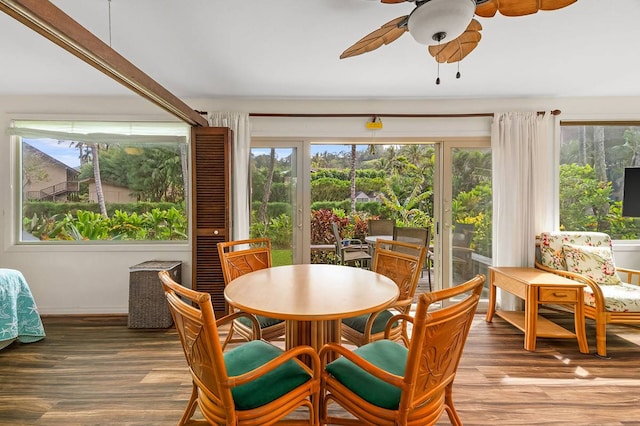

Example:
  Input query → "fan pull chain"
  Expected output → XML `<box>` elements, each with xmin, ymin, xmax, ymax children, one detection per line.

<box><xmin>435</xmin><ymin>39</ymin><xmax>441</xmax><ymax>85</ymax></box>
<box><xmin>456</xmin><ymin>40</ymin><xmax>461</xmax><ymax>79</ymax></box>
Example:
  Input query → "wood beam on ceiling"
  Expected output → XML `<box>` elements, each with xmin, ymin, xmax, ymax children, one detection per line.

<box><xmin>0</xmin><ymin>0</ymin><xmax>208</xmax><ymax>127</ymax></box>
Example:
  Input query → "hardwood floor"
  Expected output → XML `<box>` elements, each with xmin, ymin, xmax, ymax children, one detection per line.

<box><xmin>1</xmin><ymin>311</ymin><xmax>639</xmax><ymax>425</ymax></box>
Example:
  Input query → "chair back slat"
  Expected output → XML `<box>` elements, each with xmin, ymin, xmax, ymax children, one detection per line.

<box><xmin>399</xmin><ymin>276</ymin><xmax>484</xmax><ymax>416</ymax></box>
<box><xmin>218</xmin><ymin>238</ymin><xmax>272</xmax><ymax>284</ymax></box>
<box><xmin>374</xmin><ymin>239</ymin><xmax>426</xmax><ymax>302</ymax></box>
<box><xmin>217</xmin><ymin>238</ymin><xmax>286</xmax><ymax>344</ymax></box>
<box><xmin>160</xmin><ymin>271</ymin><xmax>234</xmax><ymax>419</ymax></box>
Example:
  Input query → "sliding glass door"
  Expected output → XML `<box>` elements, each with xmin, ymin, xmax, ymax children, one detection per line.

<box><xmin>441</xmin><ymin>142</ymin><xmax>492</xmax><ymax>299</ymax></box>
<box><xmin>250</xmin><ymin>141</ymin><xmax>305</xmax><ymax>265</ymax></box>
<box><xmin>250</xmin><ymin>138</ymin><xmax>491</xmax><ymax>300</ymax></box>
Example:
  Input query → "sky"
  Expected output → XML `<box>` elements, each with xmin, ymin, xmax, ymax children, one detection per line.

<box><xmin>31</xmin><ymin>141</ymin><xmax>361</xmax><ymax>167</ymax></box>
<box><xmin>252</xmin><ymin>144</ymin><xmax>365</xmax><ymax>160</ymax></box>
<box><xmin>24</xmin><ymin>138</ymin><xmax>81</xmax><ymax>168</ymax></box>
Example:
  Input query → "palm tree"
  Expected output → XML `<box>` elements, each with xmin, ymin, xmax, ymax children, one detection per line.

<box><xmin>69</xmin><ymin>140</ymin><xmax>108</xmax><ymax>217</ymax></box>
<box><xmin>259</xmin><ymin>148</ymin><xmax>276</xmax><ymax>224</ymax></box>
<box><xmin>623</xmin><ymin>129</ymin><xmax>640</xmax><ymax>167</ymax></box>
<box><xmin>90</xmin><ymin>143</ymin><xmax>108</xmax><ymax>217</ymax></box>
<box><xmin>403</xmin><ymin>145</ymin><xmax>424</xmax><ymax>165</ymax></box>
<box><xmin>180</xmin><ymin>144</ymin><xmax>189</xmax><ymax>200</ymax></box>
<box><xmin>382</xmin><ymin>145</ymin><xmax>402</xmax><ymax>172</ymax></box>
<box><xmin>592</xmin><ymin>126</ymin><xmax>609</xmax><ymax>231</ymax></box>
<box><xmin>349</xmin><ymin>144</ymin><xmax>356</xmax><ymax>213</ymax></box>
<box><xmin>579</xmin><ymin>126</ymin><xmax>587</xmax><ymax>165</ymax></box>
<box><xmin>593</xmin><ymin>126</ymin><xmax>607</xmax><ymax>182</ymax></box>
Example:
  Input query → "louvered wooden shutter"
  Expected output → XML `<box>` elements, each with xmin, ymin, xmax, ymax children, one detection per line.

<box><xmin>191</xmin><ymin>126</ymin><xmax>231</xmax><ymax>315</ymax></box>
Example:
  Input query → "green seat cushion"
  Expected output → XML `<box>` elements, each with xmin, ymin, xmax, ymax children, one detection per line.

<box><xmin>224</xmin><ymin>340</ymin><xmax>311</xmax><ymax>410</ymax></box>
<box><xmin>342</xmin><ymin>310</ymin><xmax>397</xmax><ymax>334</ymax></box>
<box><xmin>325</xmin><ymin>339</ymin><xmax>407</xmax><ymax>409</ymax></box>
<box><xmin>236</xmin><ymin>314</ymin><xmax>284</xmax><ymax>329</ymax></box>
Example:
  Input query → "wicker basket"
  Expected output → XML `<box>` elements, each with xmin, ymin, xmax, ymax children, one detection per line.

<box><xmin>128</xmin><ymin>261</ymin><xmax>182</xmax><ymax>329</ymax></box>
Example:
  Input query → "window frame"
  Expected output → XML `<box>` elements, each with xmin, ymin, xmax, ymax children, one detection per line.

<box><xmin>558</xmin><ymin>119</ymin><xmax>640</xmax><ymax>243</ymax></box>
<box><xmin>11</xmin><ymin>119</ymin><xmax>191</xmax><ymax>246</ymax></box>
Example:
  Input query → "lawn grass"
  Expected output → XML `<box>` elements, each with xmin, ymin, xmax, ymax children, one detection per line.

<box><xmin>272</xmin><ymin>249</ymin><xmax>292</xmax><ymax>266</ymax></box>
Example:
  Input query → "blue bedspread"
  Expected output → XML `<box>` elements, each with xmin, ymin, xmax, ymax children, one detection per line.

<box><xmin>0</xmin><ymin>268</ymin><xmax>46</xmax><ymax>348</ymax></box>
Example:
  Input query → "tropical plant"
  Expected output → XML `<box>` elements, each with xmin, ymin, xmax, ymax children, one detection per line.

<box><xmin>559</xmin><ymin>163</ymin><xmax>638</xmax><ymax>234</ymax></box>
<box><xmin>22</xmin><ymin>207</ymin><xmax>187</xmax><ymax>241</ymax></box>
<box><xmin>65</xmin><ymin>210</ymin><xmax>111</xmax><ymax>240</ymax></box>
<box><xmin>267</xmin><ymin>214</ymin><xmax>293</xmax><ymax>249</ymax></box>
<box><xmin>377</xmin><ymin>174</ymin><xmax>432</xmax><ymax>228</ymax></box>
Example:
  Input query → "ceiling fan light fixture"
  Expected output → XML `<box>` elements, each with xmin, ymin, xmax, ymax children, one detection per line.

<box><xmin>408</xmin><ymin>0</ymin><xmax>476</xmax><ymax>46</ymax></box>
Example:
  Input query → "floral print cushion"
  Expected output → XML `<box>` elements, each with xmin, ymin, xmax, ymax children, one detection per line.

<box><xmin>539</xmin><ymin>231</ymin><xmax>640</xmax><ymax>312</ymax></box>
<box><xmin>562</xmin><ymin>243</ymin><xmax>622</xmax><ymax>286</ymax></box>
<box><xmin>539</xmin><ymin>231</ymin><xmax>613</xmax><ymax>271</ymax></box>
<box><xmin>584</xmin><ymin>283</ymin><xmax>640</xmax><ymax>312</ymax></box>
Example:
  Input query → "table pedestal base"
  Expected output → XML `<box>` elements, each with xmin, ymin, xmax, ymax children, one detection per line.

<box><xmin>286</xmin><ymin>320</ymin><xmax>341</xmax><ymax>364</ymax></box>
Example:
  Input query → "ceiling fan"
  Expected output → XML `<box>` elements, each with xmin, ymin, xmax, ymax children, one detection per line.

<box><xmin>341</xmin><ymin>0</ymin><xmax>577</xmax><ymax>70</ymax></box>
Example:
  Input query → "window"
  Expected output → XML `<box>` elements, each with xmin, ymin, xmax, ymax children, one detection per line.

<box><xmin>559</xmin><ymin>123</ymin><xmax>640</xmax><ymax>239</ymax></box>
<box><xmin>12</xmin><ymin>120</ymin><xmax>190</xmax><ymax>243</ymax></box>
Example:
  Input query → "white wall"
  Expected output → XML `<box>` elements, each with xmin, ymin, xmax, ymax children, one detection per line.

<box><xmin>2</xmin><ymin>94</ymin><xmax>640</xmax><ymax>314</ymax></box>
<box><xmin>0</xmin><ymin>96</ymin><xmax>190</xmax><ymax>314</ymax></box>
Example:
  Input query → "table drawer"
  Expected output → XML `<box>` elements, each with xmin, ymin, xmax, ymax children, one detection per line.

<box><xmin>538</xmin><ymin>287</ymin><xmax>579</xmax><ymax>303</ymax></box>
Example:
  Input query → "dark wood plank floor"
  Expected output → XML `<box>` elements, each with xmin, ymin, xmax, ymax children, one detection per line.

<box><xmin>1</xmin><ymin>311</ymin><xmax>639</xmax><ymax>425</ymax></box>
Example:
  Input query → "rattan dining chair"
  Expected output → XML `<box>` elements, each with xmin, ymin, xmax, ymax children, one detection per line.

<box><xmin>341</xmin><ymin>238</ymin><xmax>427</xmax><ymax>347</ymax></box>
<box><xmin>159</xmin><ymin>270</ymin><xmax>321</xmax><ymax>426</ymax></box>
<box><xmin>320</xmin><ymin>274</ymin><xmax>485</xmax><ymax>426</ymax></box>
<box><xmin>218</xmin><ymin>238</ymin><xmax>285</xmax><ymax>345</ymax></box>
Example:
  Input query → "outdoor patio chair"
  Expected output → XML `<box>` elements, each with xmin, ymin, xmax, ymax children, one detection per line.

<box><xmin>332</xmin><ymin>221</ymin><xmax>371</xmax><ymax>268</ymax></box>
<box><xmin>368</xmin><ymin>219</ymin><xmax>395</xmax><ymax>237</ymax></box>
<box><xmin>452</xmin><ymin>223</ymin><xmax>475</xmax><ymax>282</ymax></box>
<box><xmin>536</xmin><ymin>231</ymin><xmax>640</xmax><ymax>357</ymax></box>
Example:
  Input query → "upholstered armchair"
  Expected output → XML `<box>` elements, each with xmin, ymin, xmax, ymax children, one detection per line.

<box><xmin>535</xmin><ymin>231</ymin><xmax>640</xmax><ymax>357</ymax></box>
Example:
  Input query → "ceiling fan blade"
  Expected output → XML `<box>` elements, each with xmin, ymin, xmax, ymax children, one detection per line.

<box><xmin>428</xmin><ymin>19</ymin><xmax>482</xmax><ymax>63</ymax></box>
<box><xmin>380</xmin><ymin>0</ymin><xmax>408</xmax><ymax>3</ymax></box>
<box><xmin>476</xmin><ymin>0</ymin><xmax>577</xmax><ymax>18</ymax></box>
<box><xmin>475</xmin><ymin>1</ymin><xmax>498</xmax><ymax>17</ymax></box>
<box><xmin>340</xmin><ymin>16</ymin><xmax>408</xmax><ymax>59</ymax></box>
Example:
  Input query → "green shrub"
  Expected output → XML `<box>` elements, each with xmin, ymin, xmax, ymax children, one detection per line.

<box><xmin>22</xmin><ymin>206</ymin><xmax>187</xmax><ymax>241</ymax></box>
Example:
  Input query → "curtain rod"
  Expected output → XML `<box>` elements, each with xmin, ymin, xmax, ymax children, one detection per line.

<box><xmin>247</xmin><ymin>110</ymin><xmax>561</xmax><ymax>118</ymax></box>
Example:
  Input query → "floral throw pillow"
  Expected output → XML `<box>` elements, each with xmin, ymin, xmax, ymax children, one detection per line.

<box><xmin>562</xmin><ymin>243</ymin><xmax>622</xmax><ymax>285</ymax></box>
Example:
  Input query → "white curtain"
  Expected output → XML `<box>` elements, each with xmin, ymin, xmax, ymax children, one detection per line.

<box><xmin>209</xmin><ymin>112</ymin><xmax>251</xmax><ymax>241</ymax></box>
<box><xmin>492</xmin><ymin>112</ymin><xmax>556</xmax><ymax>309</ymax></box>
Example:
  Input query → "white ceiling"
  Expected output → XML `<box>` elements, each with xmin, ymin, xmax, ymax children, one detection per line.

<box><xmin>1</xmin><ymin>0</ymin><xmax>639</xmax><ymax>100</ymax></box>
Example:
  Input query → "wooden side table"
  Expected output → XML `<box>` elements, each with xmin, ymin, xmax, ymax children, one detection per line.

<box><xmin>486</xmin><ymin>266</ymin><xmax>589</xmax><ymax>354</ymax></box>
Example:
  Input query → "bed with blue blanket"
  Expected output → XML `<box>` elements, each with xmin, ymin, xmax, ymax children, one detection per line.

<box><xmin>0</xmin><ymin>268</ymin><xmax>46</xmax><ymax>349</ymax></box>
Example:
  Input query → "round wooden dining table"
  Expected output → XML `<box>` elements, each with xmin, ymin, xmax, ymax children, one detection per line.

<box><xmin>224</xmin><ymin>264</ymin><xmax>398</xmax><ymax>357</ymax></box>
